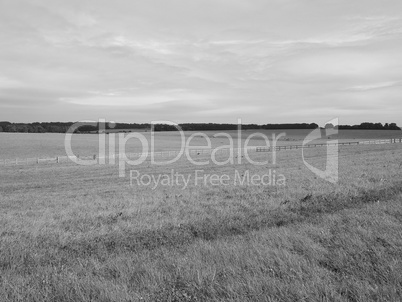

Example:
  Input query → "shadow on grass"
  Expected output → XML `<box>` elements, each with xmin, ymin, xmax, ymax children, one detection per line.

<box><xmin>59</xmin><ymin>182</ymin><xmax>402</xmax><ymax>259</ymax></box>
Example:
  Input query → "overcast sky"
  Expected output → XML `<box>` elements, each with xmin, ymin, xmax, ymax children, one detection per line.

<box><xmin>1</xmin><ymin>0</ymin><xmax>402</xmax><ymax>125</ymax></box>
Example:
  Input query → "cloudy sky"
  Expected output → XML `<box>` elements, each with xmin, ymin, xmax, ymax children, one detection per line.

<box><xmin>1</xmin><ymin>0</ymin><xmax>402</xmax><ymax>125</ymax></box>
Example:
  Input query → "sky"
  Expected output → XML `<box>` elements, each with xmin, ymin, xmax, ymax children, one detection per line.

<box><xmin>1</xmin><ymin>0</ymin><xmax>402</xmax><ymax>126</ymax></box>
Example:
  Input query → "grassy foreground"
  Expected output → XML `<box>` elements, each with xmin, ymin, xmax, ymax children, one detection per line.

<box><xmin>1</xmin><ymin>144</ymin><xmax>402</xmax><ymax>301</ymax></box>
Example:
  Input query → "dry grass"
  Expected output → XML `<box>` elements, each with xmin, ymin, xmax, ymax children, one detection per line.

<box><xmin>1</xmin><ymin>144</ymin><xmax>402</xmax><ymax>301</ymax></box>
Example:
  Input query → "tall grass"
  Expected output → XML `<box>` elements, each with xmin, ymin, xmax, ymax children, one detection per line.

<box><xmin>1</xmin><ymin>145</ymin><xmax>402</xmax><ymax>301</ymax></box>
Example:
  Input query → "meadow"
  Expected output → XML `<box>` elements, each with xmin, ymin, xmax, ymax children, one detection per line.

<box><xmin>1</xmin><ymin>129</ymin><xmax>401</xmax><ymax>160</ymax></box>
<box><xmin>0</xmin><ymin>131</ymin><xmax>402</xmax><ymax>301</ymax></box>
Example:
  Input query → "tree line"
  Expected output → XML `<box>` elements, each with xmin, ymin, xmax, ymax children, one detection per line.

<box><xmin>0</xmin><ymin>121</ymin><xmax>399</xmax><ymax>133</ymax></box>
<box><xmin>327</xmin><ymin>122</ymin><xmax>401</xmax><ymax>130</ymax></box>
<box><xmin>0</xmin><ymin>122</ymin><xmax>73</xmax><ymax>133</ymax></box>
<box><xmin>0</xmin><ymin>122</ymin><xmax>319</xmax><ymax>133</ymax></box>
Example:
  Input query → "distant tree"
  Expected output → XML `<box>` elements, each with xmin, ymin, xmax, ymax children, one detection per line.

<box><xmin>0</xmin><ymin>121</ymin><xmax>11</xmax><ymax>128</ymax></box>
<box><xmin>339</xmin><ymin>122</ymin><xmax>400</xmax><ymax>130</ymax></box>
<box><xmin>36</xmin><ymin>125</ymin><xmax>46</xmax><ymax>133</ymax></box>
<box><xmin>0</xmin><ymin>126</ymin><xmax>3</xmax><ymax>132</ymax></box>
<box><xmin>389</xmin><ymin>123</ymin><xmax>401</xmax><ymax>130</ymax></box>
<box><xmin>4</xmin><ymin>124</ymin><xmax>17</xmax><ymax>132</ymax></box>
<box><xmin>48</xmin><ymin>125</ymin><xmax>64</xmax><ymax>133</ymax></box>
<box><xmin>17</xmin><ymin>125</ymin><xmax>29</xmax><ymax>133</ymax></box>
<box><xmin>75</xmin><ymin>125</ymin><xmax>98</xmax><ymax>133</ymax></box>
<box><xmin>375</xmin><ymin>123</ymin><xmax>383</xmax><ymax>129</ymax></box>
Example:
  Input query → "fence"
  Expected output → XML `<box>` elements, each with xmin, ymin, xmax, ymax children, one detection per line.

<box><xmin>1</xmin><ymin>138</ymin><xmax>401</xmax><ymax>167</ymax></box>
<box><xmin>255</xmin><ymin>138</ymin><xmax>402</xmax><ymax>152</ymax></box>
<box><xmin>0</xmin><ymin>148</ymin><xmax>235</xmax><ymax>167</ymax></box>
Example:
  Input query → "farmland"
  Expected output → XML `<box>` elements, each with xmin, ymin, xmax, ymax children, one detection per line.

<box><xmin>1</xmin><ymin>130</ymin><xmax>402</xmax><ymax>301</ymax></box>
<box><xmin>1</xmin><ymin>129</ymin><xmax>402</xmax><ymax>160</ymax></box>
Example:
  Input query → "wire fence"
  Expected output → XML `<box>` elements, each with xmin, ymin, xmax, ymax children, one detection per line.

<box><xmin>255</xmin><ymin>138</ymin><xmax>402</xmax><ymax>152</ymax></box>
<box><xmin>0</xmin><ymin>148</ymin><xmax>239</xmax><ymax>166</ymax></box>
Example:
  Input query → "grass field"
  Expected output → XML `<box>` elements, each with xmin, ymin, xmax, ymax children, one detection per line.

<box><xmin>1</xmin><ymin>138</ymin><xmax>402</xmax><ymax>301</ymax></box>
<box><xmin>1</xmin><ymin>129</ymin><xmax>401</xmax><ymax>159</ymax></box>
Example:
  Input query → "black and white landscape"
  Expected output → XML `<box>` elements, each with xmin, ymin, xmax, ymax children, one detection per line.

<box><xmin>1</xmin><ymin>1</ymin><xmax>402</xmax><ymax>301</ymax></box>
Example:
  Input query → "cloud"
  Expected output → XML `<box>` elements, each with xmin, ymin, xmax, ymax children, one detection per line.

<box><xmin>0</xmin><ymin>0</ymin><xmax>401</xmax><ymax>125</ymax></box>
<box><xmin>346</xmin><ymin>81</ymin><xmax>402</xmax><ymax>91</ymax></box>
<box><xmin>0</xmin><ymin>76</ymin><xmax>23</xmax><ymax>89</ymax></box>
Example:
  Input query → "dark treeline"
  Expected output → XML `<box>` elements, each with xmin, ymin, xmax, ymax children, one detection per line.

<box><xmin>160</xmin><ymin>123</ymin><xmax>319</xmax><ymax>131</ymax></box>
<box><xmin>328</xmin><ymin>122</ymin><xmax>401</xmax><ymax>130</ymax></box>
<box><xmin>73</xmin><ymin>122</ymin><xmax>320</xmax><ymax>132</ymax></box>
<box><xmin>179</xmin><ymin>123</ymin><xmax>319</xmax><ymax>131</ymax></box>
<box><xmin>0</xmin><ymin>121</ymin><xmax>73</xmax><ymax>133</ymax></box>
<box><xmin>0</xmin><ymin>122</ymin><xmax>319</xmax><ymax>133</ymax></box>
<box><xmin>0</xmin><ymin>121</ymin><xmax>400</xmax><ymax>133</ymax></box>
